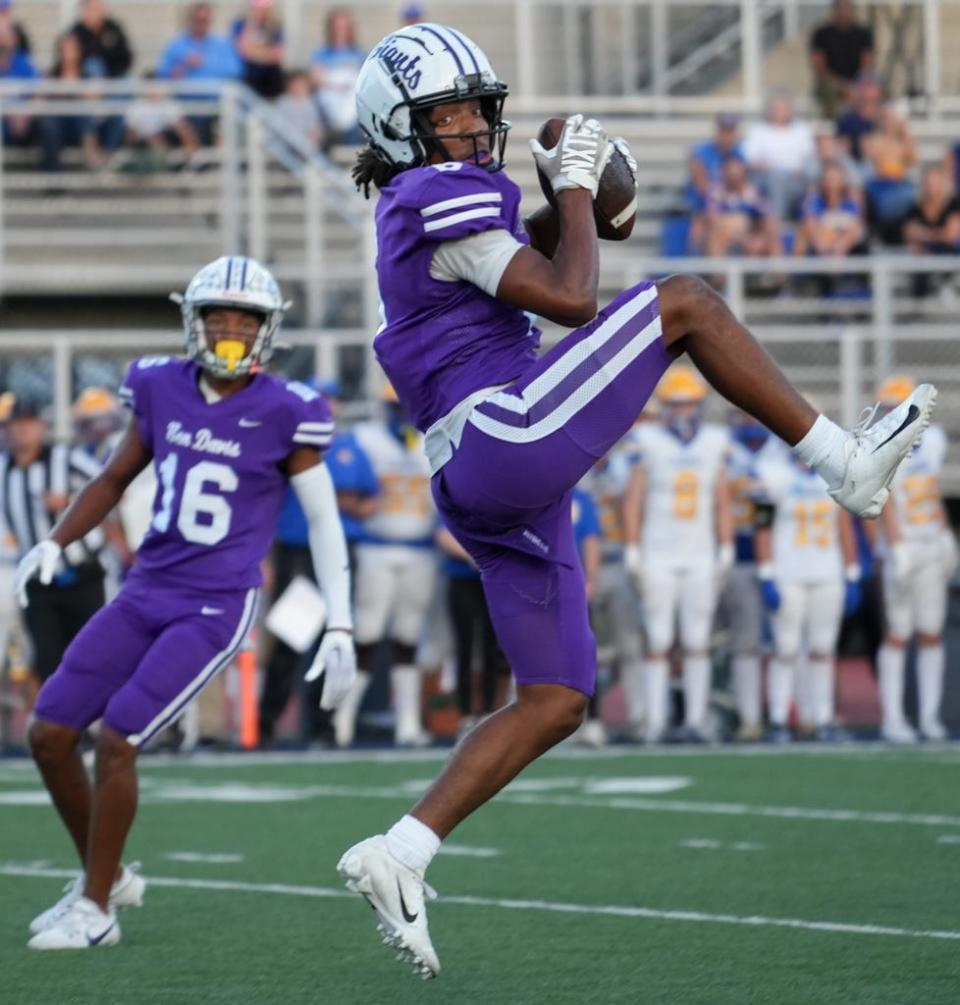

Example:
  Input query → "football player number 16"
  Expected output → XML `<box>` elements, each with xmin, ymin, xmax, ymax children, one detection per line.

<box><xmin>152</xmin><ymin>452</ymin><xmax>238</xmax><ymax>545</ymax></box>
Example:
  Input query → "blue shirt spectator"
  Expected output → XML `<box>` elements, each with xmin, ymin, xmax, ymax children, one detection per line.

<box><xmin>231</xmin><ymin>0</ymin><xmax>285</xmax><ymax>99</ymax></box>
<box><xmin>687</xmin><ymin>112</ymin><xmax>745</xmax><ymax>211</ymax></box>
<box><xmin>156</xmin><ymin>2</ymin><xmax>242</xmax><ymax>86</ymax></box>
<box><xmin>0</xmin><ymin>37</ymin><xmax>37</xmax><ymax>80</ymax></box>
<box><xmin>835</xmin><ymin>74</ymin><xmax>881</xmax><ymax>162</ymax></box>
<box><xmin>310</xmin><ymin>8</ymin><xmax>365</xmax><ymax>143</ymax></box>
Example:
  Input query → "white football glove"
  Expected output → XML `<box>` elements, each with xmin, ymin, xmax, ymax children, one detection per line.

<box><xmin>530</xmin><ymin>114</ymin><xmax>609</xmax><ymax>198</ymax></box>
<box><xmin>623</xmin><ymin>543</ymin><xmax>644</xmax><ymax>594</ymax></box>
<box><xmin>939</xmin><ymin>527</ymin><xmax>959</xmax><ymax>580</ymax></box>
<box><xmin>889</xmin><ymin>540</ymin><xmax>914</xmax><ymax>583</ymax></box>
<box><xmin>14</xmin><ymin>540</ymin><xmax>62</xmax><ymax>608</ymax></box>
<box><xmin>304</xmin><ymin>628</ymin><xmax>357</xmax><ymax>711</ymax></box>
<box><xmin>715</xmin><ymin>542</ymin><xmax>735</xmax><ymax>591</ymax></box>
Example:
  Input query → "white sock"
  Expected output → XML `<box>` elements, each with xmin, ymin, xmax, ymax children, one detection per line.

<box><xmin>768</xmin><ymin>658</ymin><xmax>793</xmax><ymax>726</ymax></box>
<box><xmin>392</xmin><ymin>665</ymin><xmax>422</xmax><ymax>741</ymax></box>
<box><xmin>809</xmin><ymin>656</ymin><xmax>835</xmax><ymax>728</ymax></box>
<box><xmin>683</xmin><ymin>655</ymin><xmax>711</xmax><ymax>731</ymax></box>
<box><xmin>917</xmin><ymin>644</ymin><xmax>945</xmax><ymax>732</ymax></box>
<box><xmin>792</xmin><ymin>414</ymin><xmax>848</xmax><ymax>490</ymax></box>
<box><xmin>644</xmin><ymin>658</ymin><xmax>669</xmax><ymax>740</ymax></box>
<box><xmin>386</xmin><ymin>814</ymin><xmax>441</xmax><ymax>877</ymax></box>
<box><xmin>877</xmin><ymin>645</ymin><xmax>906</xmax><ymax>731</ymax></box>
<box><xmin>732</xmin><ymin>654</ymin><xmax>761</xmax><ymax>727</ymax></box>
<box><xmin>621</xmin><ymin>659</ymin><xmax>645</xmax><ymax>724</ymax></box>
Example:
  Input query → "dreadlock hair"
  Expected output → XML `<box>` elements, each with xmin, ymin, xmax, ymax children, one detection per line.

<box><xmin>352</xmin><ymin>144</ymin><xmax>405</xmax><ymax>199</ymax></box>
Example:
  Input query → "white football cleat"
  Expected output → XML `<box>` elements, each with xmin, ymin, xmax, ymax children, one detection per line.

<box><xmin>337</xmin><ymin>835</ymin><xmax>440</xmax><ymax>980</ymax></box>
<box><xmin>920</xmin><ymin>720</ymin><xmax>948</xmax><ymax>742</ymax></box>
<box><xmin>881</xmin><ymin>722</ymin><xmax>918</xmax><ymax>745</ymax></box>
<box><xmin>27</xmin><ymin>897</ymin><xmax>120</xmax><ymax>950</ymax></box>
<box><xmin>29</xmin><ymin>862</ymin><xmax>146</xmax><ymax>935</ymax></box>
<box><xmin>830</xmin><ymin>384</ymin><xmax>937</xmax><ymax>518</ymax></box>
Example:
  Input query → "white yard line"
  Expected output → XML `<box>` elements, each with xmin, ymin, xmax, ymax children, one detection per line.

<box><xmin>2</xmin><ymin>864</ymin><xmax>957</xmax><ymax>943</ymax></box>
<box><xmin>3</xmin><ymin>779</ymin><xmax>960</xmax><ymax>828</ymax></box>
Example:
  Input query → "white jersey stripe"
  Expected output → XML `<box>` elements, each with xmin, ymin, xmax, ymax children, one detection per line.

<box><xmin>483</xmin><ymin>284</ymin><xmax>658</xmax><ymax>415</ymax></box>
<box><xmin>423</xmin><ymin>207</ymin><xmax>502</xmax><ymax>233</ymax></box>
<box><xmin>420</xmin><ymin>191</ymin><xmax>503</xmax><ymax>218</ymax></box>
<box><xmin>468</xmin><ymin>312</ymin><xmax>662</xmax><ymax>443</ymax></box>
<box><xmin>295</xmin><ymin>422</ymin><xmax>335</xmax><ymax>432</ymax></box>
<box><xmin>127</xmin><ymin>588</ymin><xmax>258</xmax><ymax>746</ymax></box>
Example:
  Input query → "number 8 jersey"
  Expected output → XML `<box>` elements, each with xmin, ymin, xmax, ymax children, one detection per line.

<box><xmin>119</xmin><ymin>357</ymin><xmax>334</xmax><ymax>588</ymax></box>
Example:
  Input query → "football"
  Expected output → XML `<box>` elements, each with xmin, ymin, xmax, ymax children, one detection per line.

<box><xmin>535</xmin><ymin>116</ymin><xmax>638</xmax><ymax>241</ymax></box>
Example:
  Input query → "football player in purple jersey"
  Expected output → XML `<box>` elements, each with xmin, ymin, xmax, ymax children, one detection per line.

<box><xmin>334</xmin><ymin>23</ymin><xmax>936</xmax><ymax>979</ymax></box>
<box><xmin>14</xmin><ymin>256</ymin><xmax>356</xmax><ymax>950</ymax></box>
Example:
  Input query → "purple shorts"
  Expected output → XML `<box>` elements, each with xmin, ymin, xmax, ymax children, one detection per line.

<box><xmin>433</xmin><ymin>281</ymin><xmax>670</xmax><ymax>695</ymax></box>
<box><xmin>34</xmin><ymin>571</ymin><xmax>258</xmax><ymax>747</ymax></box>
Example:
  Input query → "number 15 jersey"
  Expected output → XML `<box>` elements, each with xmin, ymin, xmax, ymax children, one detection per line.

<box><xmin>120</xmin><ymin>357</ymin><xmax>333</xmax><ymax>589</ymax></box>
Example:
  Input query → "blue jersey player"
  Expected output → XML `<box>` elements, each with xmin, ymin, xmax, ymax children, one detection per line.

<box><xmin>334</xmin><ymin>23</ymin><xmax>936</xmax><ymax>979</ymax></box>
<box><xmin>15</xmin><ymin>257</ymin><xmax>356</xmax><ymax>950</ymax></box>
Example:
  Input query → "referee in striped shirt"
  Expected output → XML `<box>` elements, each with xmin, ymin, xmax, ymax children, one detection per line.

<box><xmin>0</xmin><ymin>397</ymin><xmax>106</xmax><ymax>684</ymax></box>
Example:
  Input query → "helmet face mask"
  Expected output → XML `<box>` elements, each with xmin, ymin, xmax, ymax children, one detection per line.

<box><xmin>173</xmin><ymin>256</ymin><xmax>287</xmax><ymax>380</ymax></box>
<box><xmin>356</xmin><ymin>24</ymin><xmax>511</xmax><ymax>172</ymax></box>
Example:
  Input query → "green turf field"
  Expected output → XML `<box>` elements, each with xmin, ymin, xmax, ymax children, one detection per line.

<box><xmin>2</xmin><ymin>745</ymin><xmax>960</xmax><ymax>1005</ymax></box>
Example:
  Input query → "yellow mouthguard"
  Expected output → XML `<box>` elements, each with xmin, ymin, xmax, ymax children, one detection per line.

<box><xmin>214</xmin><ymin>339</ymin><xmax>246</xmax><ymax>373</ymax></box>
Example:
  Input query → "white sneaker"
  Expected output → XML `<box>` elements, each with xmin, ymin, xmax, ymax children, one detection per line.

<box><xmin>920</xmin><ymin>720</ymin><xmax>948</xmax><ymax>742</ymax></box>
<box><xmin>830</xmin><ymin>385</ymin><xmax>937</xmax><ymax>518</ymax></box>
<box><xmin>881</xmin><ymin>722</ymin><xmax>918</xmax><ymax>745</ymax></box>
<box><xmin>29</xmin><ymin>862</ymin><xmax>146</xmax><ymax>935</ymax></box>
<box><xmin>27</xmin><ymin>896</ymin><xmax>120</xmax><ymax>950</ymax></box>
<box><xmin>337</xmin><ymin>835</ymin><xmax>440</xmax><ymax>980</ymax></box>
<box><xmin>574</xmin><ymin>719</ymin><xmax>606</xmax><ymax>748</ymax></box>
<box><xmin>395</xmin><ymin>728</ymin><xmax>433</xmax><ymax>749</ymax></box>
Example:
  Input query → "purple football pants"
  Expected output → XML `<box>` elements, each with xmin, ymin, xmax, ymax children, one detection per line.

<box><xmin>34</xmin><ymin>571</ymin><xmax>258</xmax><ymax>747</ymax></box>
<box><xmin>432</xmin><ymin>281</ymin><xmax>671</xmax><ymax>695</ymax></box>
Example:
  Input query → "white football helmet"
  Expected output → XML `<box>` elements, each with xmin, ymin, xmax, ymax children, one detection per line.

<box><xmin>171</xmin><ymin>256</ymin><xmax>288</xmax><ymax>380</ymax></box>
<box><xmin>355</xmin><ymin>22</ymin><xmax>509</xmax><ymax>170</ymax></box>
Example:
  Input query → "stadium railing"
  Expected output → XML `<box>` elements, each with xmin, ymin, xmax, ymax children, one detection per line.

<box><xmin>4</xmin><ymin>313</ymin><xmax>958</xmax><ymax>493</ymax></box>
<box><xmin>0</xmin><ymin>79</ymin><xmax>375</xmax><ymax>327</ymax></box>
<box><xmin>15</xmin><ymin>0</ymin><xmax>960</xmax><ymax>111</ymax></box>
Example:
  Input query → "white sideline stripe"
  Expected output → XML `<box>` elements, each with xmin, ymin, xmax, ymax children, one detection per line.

<box><xmin>423</xmin><ymin>207</ymin><xmax>501</xmax><ymax>233</ymax></box>
<box><xmin>419</xmin><ymin>191</ymin><xmax>502</xmax><ymax>217</ymax></box>
<box><xmin>497</xmin><ymin>792</ymin><xmax>960</xmax><ymax>829</ymax></box>
<box><xmin>3</xmin><ymin>865</ymin><xmax>958</xmax><ymax>943</ymax></box>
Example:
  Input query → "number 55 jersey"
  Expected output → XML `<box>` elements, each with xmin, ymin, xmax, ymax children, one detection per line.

<box><xmin>120</xmin><ymin>357</ymin><xmax>334</xmax><ymax>588</ymax></box>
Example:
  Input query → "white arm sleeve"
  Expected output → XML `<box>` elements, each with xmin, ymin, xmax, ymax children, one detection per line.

<box><xmin>429</xmin><ymin>228</ymin><xmax>525</xmax><ymax>296</ymax></box>
<box><xmin>290</xmin><ymin>463</ymin><xmax>353</xmax><ymax>631</ymax></box>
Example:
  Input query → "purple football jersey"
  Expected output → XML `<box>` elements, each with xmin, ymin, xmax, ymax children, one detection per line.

<box><xmin>373</xmin><ymin>162</ymin><xmax>540</xmax><ymax>430</ymax></box>
<box><xmin>119</xmin><ymin>357</ymin><xmax>333</xmax><ymax>588</ymax></box>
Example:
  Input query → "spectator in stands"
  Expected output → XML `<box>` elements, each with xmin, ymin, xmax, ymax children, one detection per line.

<box><xmin>810</xmin><ymin>129</ymin><xmax>862</xmax><ymax>192</ymax></box>
<box><xmin>743</xmin><ymin>91</ymin><xmax>815</xmax><ymax>220</ymax></box>
<box><xmin>156</xmin><ymin>2</ymin><xmax>242</xmax><ymax>144</ymax></box>
<box><xmin>809</xmin><ymin>0</ymin><xmax>874</xmax><ymax>119</ymax></box>
<box><xmin>69</xmin><ymin>0</ymin><xmax>132</xmax><ymax>80</ymax></box>
<box><xmin>231</xmin><ymin>0</ymin><xmax>285</xmax><ymax>100</ymax></box>
<box><xmin>687</xmin><ymin>111</ymin><xmax>744</xmax><ymax>213</ymax></box>
<box><xmin>903</xmin><ymin>164</ymin><xmax>960</xmax><ymax>296</ymax></box>
<box><xmin>399</xmin><ymin>3</ymin><xmax>427</xmax><ymax>26</ymax></box>
<box><xmin>862</xmin><ymin>102</ymin><xmax>918</xmax><ymax>235</ymax></box>
<box><xmin>0</xmin><ymin>20</ymin><xmax>50</xmax><ymax>166</ymax></box>
<box><xmin>0</xmin><ymin>0</ymin><xmax>30</xmax><ymax>56</ymax></box>
<box><xmin>274</xmin><ymin>69</ymin><xmax>324</xmax><ymax>151</ymax></box>
<box><xmin>701</xmin><ymin>156</ymin><xmax>780</xmax><ymax>261</ymax></box>
<box><xmin>794</xmin><ymin>159</ymin><xmax>866</xmax><ymax>259</ymax></box>
<box><xmin>47</xmin><ymin>31</ymin><xmax>119</xmax><ymax>169</ymax></box>
<box><xmin>836</xmin><ymin>73</ymin><xmax>882</xmax><ymax>163</ymax></box>
<box><xmin>311</xmin><ymin>8</ymin><xmax>365</xmax><ymax>146</ymax></box>
<box><xmin>124</xmin><ymin>71</ymin><xmax>200</xmax><ymax>171</ymax></box>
